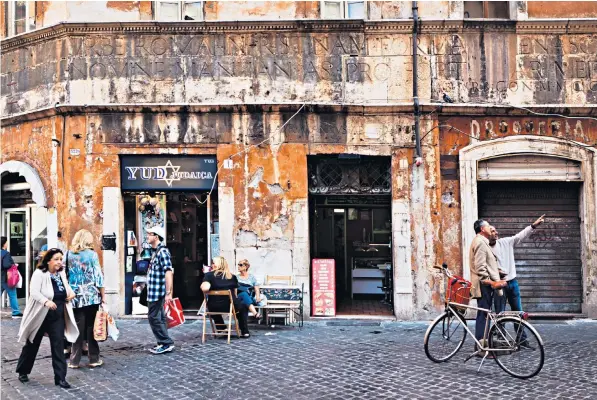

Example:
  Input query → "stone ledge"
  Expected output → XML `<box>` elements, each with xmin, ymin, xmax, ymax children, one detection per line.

<box><xmin>3</xmin><ymin>19</ymin><xmax>597</xmax><ymax>51</ymax></box>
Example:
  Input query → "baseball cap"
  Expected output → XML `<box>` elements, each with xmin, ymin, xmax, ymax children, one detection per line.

<box><xmin>146</xmin><ymin>226</ymin><xmax>165</xmax><ymax>240</ymax></box>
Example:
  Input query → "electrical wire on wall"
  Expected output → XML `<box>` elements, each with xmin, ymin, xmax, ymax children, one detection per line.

<box><xmin>193</xmin><ymin>103</ymin><xmax>307</xmax><ymax>205</ymax></box>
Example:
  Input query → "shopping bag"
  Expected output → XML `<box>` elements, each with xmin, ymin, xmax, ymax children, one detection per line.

<box><xmin>93</xmin><ymin>306</ymin><xmax>108</xmax><ymax>342</ymax></box>
<box><xmin>164</xmin><ymin>298</ymin><xmax>185</xmax><ymax>329</ymax></box>
<box><xmin>106</xmin><ymin>313</ymin><xmax>120</xmax><ymax>341</ymax></box>
<box><xmin>16</xmin><ymin>270</ymin><xmax>23</xmax><ymax>289</ymax></box>
<box><xmin>6</xmin><ymin>264</ymin><xmax>19</xmax><ymax>288</ymax></box>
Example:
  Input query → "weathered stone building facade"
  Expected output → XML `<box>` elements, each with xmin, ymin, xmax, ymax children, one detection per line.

<box><xmin>2</xmin><ymin>1</ymin><xmax>597</xmax><ymax>319</ymax></box>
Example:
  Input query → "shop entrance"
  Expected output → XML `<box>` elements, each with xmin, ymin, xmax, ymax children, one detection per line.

<box><xmin>308</xmin><ymin>155</ymin><xmax>393</xmax><ymax>317</ymax></box>
<box><xmin>1</xmin><ymin>171</ymin><xmax>48</xmax><ymax>309</ymax></box>
<box><xmin>120</xmin><ymin>155</ymin><xmax>219</xmax><ymax>315</ymax></box>
<box><xmin>124</xmin><ymin>192</ymin><xmax>218</xmax><ymax>313</ymax></box>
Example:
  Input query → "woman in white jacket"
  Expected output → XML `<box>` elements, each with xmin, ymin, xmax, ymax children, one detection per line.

<box><xmin>16</xmin><ymin>248</ymin><xmax>79</xmax><ymax>389</ymax></box>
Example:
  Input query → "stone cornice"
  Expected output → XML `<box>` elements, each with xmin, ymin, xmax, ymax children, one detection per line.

<box><xmin>3</xmin><ymin>18</ymin><xmax>597</xmax><ymax>51</ymax></box>
<box><xmin>2</xmin><ymin>103</ymin><xmax>596</xmax><ymax>127</ymax></box>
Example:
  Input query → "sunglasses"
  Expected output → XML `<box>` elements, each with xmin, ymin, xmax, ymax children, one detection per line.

<box><xmin>238</xmin><ymin>263</ymin><xmax>248</xmax><ymax>266</ymax></box>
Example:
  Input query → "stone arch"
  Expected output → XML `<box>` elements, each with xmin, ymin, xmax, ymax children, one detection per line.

<box><xmin>0</xmin><ymin>160</ymin><xmax>48</xmax><ymax>207</ymax></box>
<box><xmin>459</xmin><ymin>135</ymin><xmax>597</xmax><ymax>317</ymax></box>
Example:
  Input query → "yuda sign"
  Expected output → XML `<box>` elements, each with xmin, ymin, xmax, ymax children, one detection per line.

<box><xmin>312</xmin><ymin>259</ymin><xmax>336</xmax><ymax>317</ymax></box>
<box><xmin>120</xmin><ymin>155</ymin><xmax>217</xmax><ymax>191</ymax></box>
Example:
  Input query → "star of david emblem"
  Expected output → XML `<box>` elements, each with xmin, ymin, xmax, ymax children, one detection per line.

<box><xmin>162</xmin><ymin>160</ymin><xmax>181</xmax><ymax>187</ymax></box>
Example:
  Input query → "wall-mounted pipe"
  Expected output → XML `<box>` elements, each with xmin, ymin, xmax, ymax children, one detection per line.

<box><xmin>412</xmin><ymin>1</ymin><xmax>422</xmax><ymax>166</ymax></box>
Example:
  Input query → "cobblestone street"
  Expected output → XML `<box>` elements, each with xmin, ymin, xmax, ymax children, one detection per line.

<box><xmin>1</xmin><ymin>317</ymin><xmax>596</xmax><ymax>399</ymax></box>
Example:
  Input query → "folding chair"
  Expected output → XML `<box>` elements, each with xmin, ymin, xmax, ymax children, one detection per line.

<box><xmin>263</xmin><ymin>276</ymin><xmax>295</xmax><ymax>325</ymax></box>
<box><xmin>201</xmin><ymin>290</ymin><xmax>241</xmax><ymax>344</ymax></box>
<box><xmin>265</xmin><ymin>275</ymin><xmax>293</xmax><ymax>285</ymax></box>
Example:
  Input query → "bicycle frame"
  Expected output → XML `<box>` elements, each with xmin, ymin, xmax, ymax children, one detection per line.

<box><xmin>441</xmin><ymin>301</ymin><xmax>525</xmax><ymax>354</ymax></box>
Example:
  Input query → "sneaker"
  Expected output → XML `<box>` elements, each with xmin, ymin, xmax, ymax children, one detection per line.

<box><xmin>149</xmin><ymin>345</ymin><xmax>174</xmax><ymax>355</ymax></box>
<box><xmin>88</xmin><ymin>360</ymin><xmax>103</xmax><ymax>368</ymax></box>
<box><xmin>12</xmin><ymin>313</ymin><xmax>23</xmax><ymax>319</ymax></box>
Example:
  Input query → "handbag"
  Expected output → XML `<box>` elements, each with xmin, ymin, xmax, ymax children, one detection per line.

<box><xmin>6</xmin><ymin>264</ymin><xmax>20</xmax><ymax>288</ymax></box>
<box><xmin>164</xmin><ymin>298</ymin><xmax>185</xmax><ymax>329</ymax></box>
<box><xmin>93</xmin><ymin>305</ymin><xmax>108</xmax><ymax>342</ymax></box>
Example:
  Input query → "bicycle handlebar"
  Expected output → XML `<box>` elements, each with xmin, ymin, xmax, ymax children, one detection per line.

<box><xmin>433</xmin><ymin>263</ymin><xmax>453</xmax><ymax>278</ymax></box>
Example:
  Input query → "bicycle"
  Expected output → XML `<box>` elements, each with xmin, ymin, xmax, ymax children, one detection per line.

<box><xmin>423</xmin><ymin>263</ymin><xmax>545</xmax><ymax>379</ymax></box>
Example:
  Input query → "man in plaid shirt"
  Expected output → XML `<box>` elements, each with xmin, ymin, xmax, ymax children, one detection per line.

<box><xmin>146</xmin><ymin>226</ymin><xmax>174</xmax><ymax>354</ymax></box>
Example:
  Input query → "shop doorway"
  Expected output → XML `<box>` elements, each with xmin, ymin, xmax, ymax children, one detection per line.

<box><xmin>308</xmin><ymin>155</ymin><xmax>393</xmax><ymax>317</ymax></box>
<box><xmin>478</xmin><ymin>181</ymin><xmax>582</xmax><ymax>313</ymax></box>
<box><xmin>1</xmin><ymin>171</ymin><xmax>48</xmax><ymax>308</ymax></box>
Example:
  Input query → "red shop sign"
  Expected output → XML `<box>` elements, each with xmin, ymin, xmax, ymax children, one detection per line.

<box><xmin>312</xmin><ymin>259</ymin><xmax>336</xmax><ymax>317</ymax></box>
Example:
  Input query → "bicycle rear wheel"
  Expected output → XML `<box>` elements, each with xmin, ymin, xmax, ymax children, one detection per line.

<box><xmin>488</xmin><ymin>316</ymin><xmax>545</xmax><ymax>379</ymax></box>
<box><xmin>424</xmin><ymin>309</ymin><xmax>467</xmax><ymax>362</ymax></box>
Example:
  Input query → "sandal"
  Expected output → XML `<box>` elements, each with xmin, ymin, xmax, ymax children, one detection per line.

<box><xmin>254</xmin><ymin>312</ymin><xmax>261</xmax><ymax>319</ymax></box>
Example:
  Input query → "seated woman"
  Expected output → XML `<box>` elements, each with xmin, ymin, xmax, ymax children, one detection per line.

<box><xmin>200</xmin><ymin>256</ymin><xmax>250</xmax><ymax>338</ymax></box>
<box><xmin>236</xmin><ymin>259</ymin><xmax>265</xmax><ymax>319</ymax></box>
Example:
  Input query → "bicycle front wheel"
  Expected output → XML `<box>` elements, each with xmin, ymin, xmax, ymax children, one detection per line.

<box><xmin>424</xmin><ymin>309</ymin><xmax>467</xmax><ymax>363</ymax></box>
<box><xmin>488</xmin><ymin>316</ymin><xmax>545</xmax><ymax>379</ymax></box>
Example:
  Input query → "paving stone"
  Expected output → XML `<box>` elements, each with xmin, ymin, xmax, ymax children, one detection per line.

<box><xmin>2</xmin><ymin>317</ymin><xmax>597</xmax><ymax>398</ymax></box>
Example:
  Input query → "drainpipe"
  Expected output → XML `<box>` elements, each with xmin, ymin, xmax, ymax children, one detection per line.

<box><xmin>412</xmin><ymin>1</ymin><xmax>423</xmax><ymax>166</ymax></box>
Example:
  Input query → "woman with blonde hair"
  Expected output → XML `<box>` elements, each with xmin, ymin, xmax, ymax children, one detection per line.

<box><xmin>65</xmin><ymin>229</ymin><xmax>105</xmax><ymax>368</ymax></box>
<box><xmin>201</xmin><ymin>256</ymin><xmax>250</xmax><ymax>338</ymax></box>
<box><xmin>236</xmin><ymin>259</ymin><xmax>265</xmax><ymax>319</ymax></box>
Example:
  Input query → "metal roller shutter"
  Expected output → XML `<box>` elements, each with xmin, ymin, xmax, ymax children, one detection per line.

<box><xmin>478</xmin><ymin>181</ymin><xmax>582</xmax><ymax>313</ymax></box>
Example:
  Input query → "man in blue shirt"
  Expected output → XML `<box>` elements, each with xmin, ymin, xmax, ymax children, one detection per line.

<box><xmin>1</xmin><ymin>236</ymin><xmax>23</xmax><ymax>318</ymax></box>
<box><xmin>145</xmin><ymin>226</ymin><xmax>174</xmax><ymax>354</ymax></box>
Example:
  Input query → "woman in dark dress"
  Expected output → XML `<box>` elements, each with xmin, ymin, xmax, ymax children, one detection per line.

<box><xmin>200</xmin><ymin>256</ymin><xmax>250</xmax><ymax>338</ymax></box>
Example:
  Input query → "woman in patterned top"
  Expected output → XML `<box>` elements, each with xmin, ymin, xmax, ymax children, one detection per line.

<box><xmin>65</xmin><ymin>229</ymin><xmax>105</xmax><ymax>369</ymax></box>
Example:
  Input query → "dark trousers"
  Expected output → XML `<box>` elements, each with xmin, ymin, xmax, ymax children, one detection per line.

<box><xmin>16</xmin><ymin>308</ymin><xmax>66</xmax><ymax>381</ymax></box>
<box><xmin>148</xmin><ymin>296</ymin><xmax>174</xmax><ymax>346</ymax></box>
<box><xmin>494</xmin><ymin>279</ymin><xmax>527</xmax><ymax>341</ymax></box>
<box><xmin>475</xmin><ymin>284</ymin><xmax>495</xmax><ymax>341</ymax></box>
<box><xmin>208</xmin><ymin>297</ymin><xmax>249</xmax><ymax>335</ymax></box>
<box><xmin>70</xmin><ymin>304</ymin><xmax>101</xmax><ymax>365</ymax></box>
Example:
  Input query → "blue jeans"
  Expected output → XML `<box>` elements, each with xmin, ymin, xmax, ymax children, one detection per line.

<box><xmin>475</xmin><ymin>284</ymin><xmax>494</xmax><ymax>341</ymax></box>
<box><xmin>494</xmin><ymin>279</ymin><xmax>527</xmax><ymax>341</ymax></box>
<box><xmin>494</xmin><ymin>279</ymin><xmax>523</xmax><ymax>313</ymax></box>
<box><xmin>1</xmin><ymin>281</ymin><xmax>22</xmax><ymax>315</ymax></box>
<box><xmin>237</xmin><ymin>291</ymin><xmax>257</xmax><ymax>307</ymax></box>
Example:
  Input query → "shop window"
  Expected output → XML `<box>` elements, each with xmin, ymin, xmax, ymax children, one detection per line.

<box><xmin>155</xmin><ymin>1</ymin><xmax>203</xmax><ymax>21</ymax></box>
<box><xmin>5</xmin><ymin>1</ymin><xmax>35</xmax><ymax>37</ymax></box>
<box><xmin>464</xmin><ymin>1</ymin><xmax>510</xmax><ymax>19</ymax></box>
<box><xmin>322</xmin><ymin>0</ymin><xmax>366</xmax><ymax>19</ymax></box>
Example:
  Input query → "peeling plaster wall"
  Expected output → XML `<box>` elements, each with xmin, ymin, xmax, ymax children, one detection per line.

<box><xmin>37</xmin><ymin>1</ymin><xmax>149</xmax><ymax>27</ymax></box>
<box><xmin>216</xmin><ymin>143</ymin><xmax>309</xmax><ymax>292</ymax></box>
<box><xmin>527</xmin><ymin>2</ymin><xmax>597</xmax><ymax>18</ymax></box>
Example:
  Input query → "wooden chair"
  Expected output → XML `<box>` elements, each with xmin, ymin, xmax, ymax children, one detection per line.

<box><xmin>201</xmin><ymin>290</ymin><xmax>241</xmax><ymax>344</ymax></box>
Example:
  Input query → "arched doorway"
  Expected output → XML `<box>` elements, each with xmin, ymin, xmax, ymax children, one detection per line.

<box><xmin>1</xmin><ymin>160</ymin><xmax>53</xmax><ymax>308</ymax></box>
<box><xmin>459</xmin><ymin>136</ymin><xmax>597</xmax><ymax>316</ymax></box>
